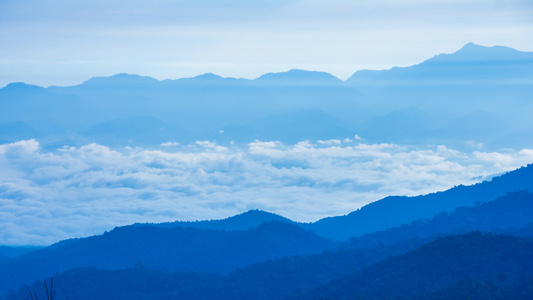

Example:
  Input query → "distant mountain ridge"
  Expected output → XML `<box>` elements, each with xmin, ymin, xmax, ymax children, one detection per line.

<box><xmin>80</xmin><ymin>73</ymin><xmax>161</xmax><ymax>87</ymax></box>
<box><xmin>255</xmin><ymin>69</ymin><xmax>343</xmax><ymax>86</ymax></box>
<box><xmin>2</xmin><ymin>43</ymin><xmax>532</xmax><ymax>148</ymax></box>
<box><xmin>346</xmin><ymin>43</ymin><xmax>533</xmax><ymax>85</ymax></box>
<box><xmin>3</xmin><ymin>43</ymin><xmax>530</xmax><ymax>90</ymax></box>
<box><xmin>428</xmin><ymin>43</ymin><xmax>528</xmax><ymax>63</ymax></box>
<box><xmin>38</xmin><ymin>43</ymin><xmax>532</xmax><ymax>88</ymax></box>
<box><xmin>64</xmin><ymin>68</ymin><xmax>342</xmax><ymax>89</ymax></box>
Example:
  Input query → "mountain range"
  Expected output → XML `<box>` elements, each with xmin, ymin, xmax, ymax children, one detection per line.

<box><xmin>1</xmin><ymin>163</ymin><xmax>533</xmax><ymax>299</ymax></box>
<box><xmin>1</xmin><ymin>43</ymin><xmax>532</xmax><ymax>150</ymax></box>
<box><xmin>1</xmin><ymin>43</ymin><xmax>533</xmax><ymax>299</ymax></box>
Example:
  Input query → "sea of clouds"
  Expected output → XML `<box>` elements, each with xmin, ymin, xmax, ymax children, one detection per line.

<box><xmin>1</xmin><ymin>138</ymin><xmax>533</xmax><ymax>245</ymax></box>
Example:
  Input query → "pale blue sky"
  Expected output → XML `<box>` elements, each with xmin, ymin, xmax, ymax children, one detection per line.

<box><xmin>1</xmin><ymin>0</ymin><xmax>532</xmax><ymax>87</ymax></box>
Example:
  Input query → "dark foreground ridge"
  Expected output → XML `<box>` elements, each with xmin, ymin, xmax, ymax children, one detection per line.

<box><xmin>290</xmin><ymin>232</ymin><xmax>533</xmax><ymax>300</ymax></box>
<box><xmin>5</xmin><ymin>232</ymin><xmax>533</xmax><ymax>300</ymax></box>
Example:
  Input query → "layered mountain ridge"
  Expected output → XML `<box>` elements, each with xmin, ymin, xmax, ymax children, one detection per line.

<box><xmin>1</xmin><ymin>43</ymin><xmax>533</xmax><ymax>299</ymax></box>
<box><xmin>2</xmin><ymin>43</ymin><xmax>532</xmax><ymax>149</ymax></box>
<box><xmin>1</xmin><ymin>163</ymin><xmax>533</xmax><ymax>298</ymax></box>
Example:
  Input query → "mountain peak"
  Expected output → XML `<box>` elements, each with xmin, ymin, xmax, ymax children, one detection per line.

<box><xmin>1</xmin><ymin>82</ymin><xmax>45</xmax><ymax>92</ymax></box>
<box><xmin>459</xmin><ymin>42</ymin><xmax>485</xmax><ymax>51</ymax></box>
<box><xmin>428</xmin><ymin>43</ymin><xmax>527</xmax><ymax>63</ymax></box>
<box><xmin>347</xmin><ymin>43</ymin><xmax>532</xmax><ymax>85</ymax></box>
<box><xmin>255</xmin><ymin>69</ymin><xmax>342</xmax><ymax>85</ymax></box>
<box><xmin>234</xmin><ymin>209</ymin><xmax>287</xmax><ymax>219</ymax></box>
<box><xmin>193</xmin><ymin>73</ymin><xmax>224</xmax><ymax>80</ymax></box>
<box><xmin>134</xmin><ymin>209</ymin><xmax>294</xmax><ymax>232</ymax></box>
<box><xmin>209</xmin><ymin>209</ymin><xmax>293</xmax><ymax>228</ymax></box>
<box><xmin>80</xmin><ymin>73</ymin><xmax>160</xmax><ymax>87</ymax></box>
<box><xmin>166</xmin><ymin>72</ymin><xmax>248</xmax><ymax>85</ymax></box>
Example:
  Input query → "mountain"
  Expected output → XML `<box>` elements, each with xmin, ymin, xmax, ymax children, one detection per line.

<box><xmin>2</xmin><ymin>43</ymin><xmax>532</xmax><ymax>149</ymax></box>
<box><xmin>4</xmin><ymin>164</ymin><xmax>533</xmax><ymax>298</ymax></box>
<box><xmin>346</xmin><ymin>190</ymin><xmax>533</xmax><ymax>249</ymax></box>
<box><xmin>41</xmin><ymin>69</ymin><xmax>360</xmax><ymax>144</ymax></box>
<box><xmin>418</xmin><ymin>110</ymin><xmax>508</xmax><ymax>147</ymax></box>
<box><xmin>78</xmin><ymin>73</ymin><xmax>161</xmax><ymax>88</ymax></box>
<box><xmin>226</xmin><ymin>189</ymin><xmax>533</xmax><ymax>299</ymax></box>
<box><xmin>127</xmin><ymin>164</ymin><xmax>533</xmax><ymax>242</ymax></box>
<box><xmin>0</xmin><ymin>222</ymin><xmax>338</xmax><ymax>296</ymax></box>
<box><xmin>255</xmin><ymin>69</ymin><xmax>343</xmax><ymax>86</ymax></box>
<box><xmin>219</xmin><ymin>109</ymin><xmax>354</xmax><ymax>142</ymax></box>
<box><xmin>292</xmin><ymin>232</ymin><xmax>533</xmax><ymax>300</ymax></box>
<box><xmin>3</xmin><ymin>267</ymin><xmax>226</xmax><ymax>300</ymax></box>
<box><xmin>213</xmin><ymin>189</ymin><xmax>533</xmax><ymax>298</ymax></box>
<box><xmin>6</xmin><ymin>232</ymin><xmax>533</xmax><ymax>300</ymax></box>
<box><xmin>346</xmin><ymin>43</ymin><xmax>533</xmax><ymax>86</ymax></box>
<box><xmin>0</xmin><ymin>83</ymin><xmax>98</xmax><ymax>128</ymax></box>
<box><xmin>344</xmin><ymin>43</ymin><xmax>533</xmax><ymax>148</ymax></box>
<box><xmin>81</xmin><ymin>116</ymin><xmax>183</xmax><ymax>146</ymax></box>
<box><xmin>306</xmin><ymin>163</ymin><xmax>533</xmax><ymax>240</ymax></box>
<box><xmin>142</xmin><ymin>209</ymin><xmax>295</xmax><ymax>231</ymax></box>
<box><xmin>169</xmin><ymin>73</ymin><xmax>249</xmax><ymax>86</ymax></box>
<box><xmin>0</xmin><ymin>246</ymin><xmax>40</xmax><ymax>264</ymax></box>
<box><xmin>356</xmin><ymin>106</ymin><xmax>436</xmax><ymax>143</ymax></box>
<box><xmin>3</xmin><ymin>239</ymin><xmax>425</xmax><ymax>300</ymax></box>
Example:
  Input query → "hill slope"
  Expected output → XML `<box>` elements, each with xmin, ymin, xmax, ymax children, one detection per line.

<box><xmin>292</xmin><ymin>232</ymin><xmax>533</xmax><ymax>300</ymax></box>
<box><xmin>142</xmin><ymin>209</ymin><xmax>295</xmax><ymax>231</ymax></box>
<box><xmin>306</xmin><ymin>163</ymin><xmax>533</xmax><ymax>240</ymax></box>
<box><xmin>0</xmin><ymin>222</ymin><xmax>338</xmax><ymax>296</ymax></box>
<box><xmin>7</xmin><ymin>232</ymin><xmax>533</xmax><ymax>300</ymax></box>
<box><xmin>346</xmin><ymin>190</ymin><xmax>533</xmax><ymax>249</ymax></box>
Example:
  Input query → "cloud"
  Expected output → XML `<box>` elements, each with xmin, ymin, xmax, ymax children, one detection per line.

<box><xmin>195</xmin><ymin>140</ymin><xmax>229</xmax><ymax>152</ymax></box>
<box><xmin>160</xmin><ymin>141</ymin><xmax>180</xmax><ymax>147</ymax></box>
<box><xmin>473</xmin><ymin>151</ymin><xmax>515</xmax><ymax>168</ymax></box>
<box><xmin>317</xmin><ymin>139</ymin><xmax>341</xmax><ymax>145</ymax></box>
<box><xmin>519</xmin><ymin>148</ymin><xmax>533</xmax><ymax>158</ymax></box>
<box><xmin>0</xmin><ymin>139</ymin><xmax>532</xmax><ymax>245</ymax></box>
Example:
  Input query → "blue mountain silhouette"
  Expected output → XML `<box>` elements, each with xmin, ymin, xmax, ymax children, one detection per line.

<box><xmin>1</xmin><ymin>43</ymin><xmax>532</xmax><ymax>148</ymax></box>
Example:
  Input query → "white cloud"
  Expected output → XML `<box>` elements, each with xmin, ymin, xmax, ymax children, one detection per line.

<box><xmin>195</xmin><ymin>140</ymin><xmax>229</xmax><ymax>152</ymax></box>
<box><xmin>0</xmin><ymin>139</ymin><xmax>532</xmax><ymax>245</ymax></box>
<box><xmin>317</xmin><ymin>139</ymin><xmax>341</xmax><ymax>145</ymax></box>
<box><xmin>473</xmin><ymin>151</ymin><xmax>515</xmax><ymax>168</ymax></box>
<box><xmin>160</xmin><ymin>141</ymin><xmax>180</xmax><ymax>147</ymax></box>
<box><xmin>519</xmin><ymin>148</ymin><xmax>533</xmax><ymax>158</ymax></box>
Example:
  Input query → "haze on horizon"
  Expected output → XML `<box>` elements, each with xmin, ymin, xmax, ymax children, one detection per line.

<box><xmin>1</xmin><ymin>0</ymin><xmax>532</xmax><ymax>87</ymax></box>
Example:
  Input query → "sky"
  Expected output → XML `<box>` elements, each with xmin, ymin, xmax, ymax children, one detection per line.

<box><xmin>1</xmin><ymin>0</ymin><xmax>532</xmax><ymax>87</ymax></box>
<box><xmin>1</xmin><ymin>138</ymin><xmax>533</xmax><ymax>245</ymax></box>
